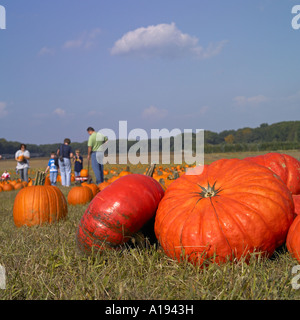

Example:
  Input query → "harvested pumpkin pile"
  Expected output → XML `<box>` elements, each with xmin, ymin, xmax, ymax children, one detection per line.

<box><xmin>9</xmin><ymin>153</ymin><xmax>300</xmax><ymax>268</ymax></box>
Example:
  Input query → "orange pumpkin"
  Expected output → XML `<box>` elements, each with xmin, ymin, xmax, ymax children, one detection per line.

<box><xmin>44</xmin><ymin>176</ymin><xmax>51</xmax><ymax>186</ymax></box>
<box><xmin>22</xmin><ymin>181</ymin><xmax>28</xmax><ymax>188</ymax></box>
<box><xmin>67</xmin><ymin>186</ymin><xmax>93</xmax><ymax>205</ymax></box>
<box><xmin>14</xmin><ymin>183</ymin><xmax>24</xmax><ymax>190</ymax></box>
<box><xmin>98</xmin><ymin>181</ymin><xmax>110</xmax><ymax>191</ymax></box>
<box><xmin>80</xmin><ymin>169</ymin><xmax>89</xmax><ymax>177</ymax></box>
<box><xmin>108</xmin><ymin>176</ymin><xmax>119</xmax><ymax>184</ymax></box>
<box><xmin>287</xmin><ymin>215</ymin><xmax>300</xmax><ymax>263</ymax></box>
<box><xmin>293</xmin><ymin>194</ymin><xmax>300</xmax><ymax>216</ymax></box>
<box><xmin>82</xmin><ymin>183</ymin><xmax>100</xmax><ymax>197</ymax></box>
<box><xmin>155</xmin><ymin>159</ymin><xmax>294</xmax><ymax>266</ymax></box>
<box><xmin>244</xmin><ymin>152</ymin><xmax>300</xmax><ymax>195</ymax></box>
<box><xmin>2</xmin><ymin>183</ymin><xmax>14</xmax><ymax>192</ymax></box>
<box><xmin>13</xmin><ymin>185</ymin><xmax>68</xmax><ymax>227</ymax></box>
<box><xmin>118</xmin><ymin>169</ymin><xmax>132</xmax><ymax>177</ymax></box>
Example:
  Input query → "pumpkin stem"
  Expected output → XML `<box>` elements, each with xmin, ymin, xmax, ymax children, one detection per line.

<box><xmin>34</xmin><ymin>170</ymin><xmax>46</xmax><ymax>186</ymax></box>
<box><xmin>145</xmin><ymin>164</ymin><xmax>156</xmax><ymax>177</ymax></box>
<box><xmin>198</xmin><ymin>181</ymin><xmax>221</xmax><ymax>198</ymax></box>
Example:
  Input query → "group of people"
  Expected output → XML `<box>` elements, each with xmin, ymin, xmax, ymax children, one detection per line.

<box><xmin>44</xmin><ymin>140</ymin><xmax>84</xmax><ymax>187</ymax></box>
<box><xmin>1</xmin><ymin>127</ymin><xmax>108</xmax><ymax>187</ymax></box>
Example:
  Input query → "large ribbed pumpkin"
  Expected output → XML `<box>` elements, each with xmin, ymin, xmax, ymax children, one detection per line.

<box><xmin>76</xmin><ymin>174</ymin><xmax>164</xmax><ymax>254</ymax></box>
<box><xmin>13</xmin><ymin>185</ymin><xmax>68</xmax><ymax>227</ymax></box>
<box><xmin>154</xmin><ymin>159</ymin><xmax>294</xmax><ymax>266</ymax></box>
<box><xmin>244</xmin><ymin>152</ymin><xmax>300</xmax><ymax>195</ymax></box>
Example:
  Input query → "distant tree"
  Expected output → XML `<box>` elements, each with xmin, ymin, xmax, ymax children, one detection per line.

<box><xmin>224</xmin><ymin>134</ymin><xmax>234</xmax><ymax>144</ymax></box>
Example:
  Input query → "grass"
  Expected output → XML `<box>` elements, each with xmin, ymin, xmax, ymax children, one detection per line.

<box><xmin>1</xmin><ymin>150</ymin><xmax>300</xmax><ymax>300</ymax></box>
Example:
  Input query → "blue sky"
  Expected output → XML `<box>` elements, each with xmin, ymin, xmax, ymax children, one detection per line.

<box><xmin>0</xmin><ymin>0</ymin><xmax>300</xmax><ymax>144</ymax></box>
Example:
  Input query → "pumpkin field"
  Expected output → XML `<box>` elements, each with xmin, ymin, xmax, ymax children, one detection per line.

<box><xmin>1</xmin><ymin>150</ymin><xmax>300</xmax><ymax>300</ymax></box>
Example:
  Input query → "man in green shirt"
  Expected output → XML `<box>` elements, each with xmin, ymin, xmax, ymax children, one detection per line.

<box><xmin>87</xmin><ymin>127</ymin><xmax>108</xmax><ymax>184</ymax></box>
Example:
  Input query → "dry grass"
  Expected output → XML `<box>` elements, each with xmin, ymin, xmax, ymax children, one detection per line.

<box><xmin>1</xmin><ymin>150</ymin><xmax>300</xmax><ymax>300</ymax></box>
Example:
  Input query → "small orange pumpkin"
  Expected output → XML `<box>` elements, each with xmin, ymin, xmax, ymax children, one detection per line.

<box><xmin>98</xmin><ymin>181</ymin><xmax>110</xmax><ymax>191</ymax></box>
<box><xmin>80</xmin><ymin>169</ymin><xmax>89</xmax><ymax>177</ymax></box>
<box><xmin>2</xmin><ymin>183</ymin><xmax>14</xmax><ymax>192</ymax></box>
<box><xmin>82</xmin><ymin>183</ymin><xmax>100</xmax><ymax>197</ymax></box>
<box><xmin>67</xmin><ymin>186</ymin><xmax>93</xmax><ymax>205</ymax></box>
<box><xmin>14</xmin><ymin>183</ymin><xmax>24</xmax><ymax>190</ymax></box>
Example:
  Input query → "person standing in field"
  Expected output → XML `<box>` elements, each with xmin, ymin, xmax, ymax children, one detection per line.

<box><xmin>45</xmin><ymin>152</ymin><xmax>59</xmax><ymax>186</ymax></box>
<box><xmin>57</xmin><ymin>138</ymin><xmax>73</xmax><ymax>187</ymax></box>
<box><xmin>15</xmin><ymin>143</ymin><xmax>30</xmax><ymax>182</ymax></box>
<box><xmin>87</xmin><ymin>127</ymin><xmax>108</xmax><ymax>184</ymax></box>
<box><xmin>73</xmin><ymin>149</ymin><xmax>83</xmax><ymax>177</ymax></box>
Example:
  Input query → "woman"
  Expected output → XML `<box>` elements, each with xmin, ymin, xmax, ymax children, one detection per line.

<box><xmin>15</xmin><ymin>144</ymin><xmax>30</xmax><ymax>182</ymax></box>
<box><xmin>57</xmin><ymin>138</ymin><xmax>73</xmax><ymax>187</ymax></box>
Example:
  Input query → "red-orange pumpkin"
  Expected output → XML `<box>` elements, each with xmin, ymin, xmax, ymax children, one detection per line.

<box><xmin>154</xmin><ymin>159</ymin><xmax>295</xmax><ymax>266</ymax></box>
<box><xmin>76</xmin><ymin>174</ymin><xmax>164</xmax><ymax>254</ymax></box>
<box><xmin>244</xmin><ymin>152</ymin><xmax>300</xmax><ymax>195</ymax></box>
<box><xmin>293</xmin><ymin>194</ymin><xmax>300</xmax><ymax>216</ymax></box>
<box><xmin>13</xmin><ymin>185</ymin><xmax>68</xmax><ymax>227</ymax></box>
<box><xmin>286</xmin><ymin>215</ymin><xmax>300</xmax><ymax>263</ymax></box>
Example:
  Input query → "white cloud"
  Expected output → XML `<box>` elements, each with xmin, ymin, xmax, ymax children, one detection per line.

<box><xmin>0</xmin><ymin>102</ymin><xmax>8</xmax><ymax>118</ymax></box>
<box><xmin>53</xmin><ymin>108</ymin><xmax>66</xmax><ymax>117</ymax></box>
<box><xmin>63</xmin><ymin>28</ymin><xmax>101</xmax><ymax>50</ymax></box>
<box><xmin>233</xmin><ymin>94</ymin><xmax>269</xmax><ymax>106</ymax></box>
<box><xmin>38</xmin><ymin>46</ymin><xmax>55</xmax><ymax>56</ymax></box>
<box><xmin>142</xmin><ymin>105</ymin><xmax>168</xmax><ymax>120</ymax></box>
<box><xmin>111</xmin><ymin>22</ymin><xmax>227</xmax><ymax>59</ymax></box>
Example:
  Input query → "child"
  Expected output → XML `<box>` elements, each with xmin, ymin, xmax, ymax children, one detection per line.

<box><xmin>73</xmin><ymin>149</ymin><xmax>83</xmax><ymax>177</ymax></box>
<box><xmin>1</xmin><ymin>170</ymin><xmax>10</xmax><ymax>181</ymax></box>
<box><xmin>45</xmin><ymin>152</ymin><xmax>58</xmax><ymax>186</ymax></box>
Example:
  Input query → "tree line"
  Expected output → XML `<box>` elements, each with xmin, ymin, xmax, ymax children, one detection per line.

<box><xmin>0</xmin><ymin>121</ymin><xmax>299</xmax><ymax>158</ymax></box>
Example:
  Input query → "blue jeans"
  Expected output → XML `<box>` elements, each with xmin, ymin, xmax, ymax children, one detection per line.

<box><xmin>19</xmin><ymin>168</ymin><xmax>28</xmax><ymax>182</ymax></box>
<box><xmin>50</xmin><ymin>171</ymin><xmax>58</xmax><ymax>186</ymax></box>
<box><xmin>59</xmin><ymin>158</ymin><xmax>71</xmax><ymax>186</ymax></box>
<box><xmin>91</xmin><ymin>152</ymin><xmax>104</xmax><ymax>184</ymax></box>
